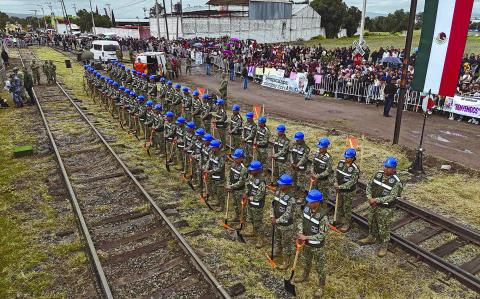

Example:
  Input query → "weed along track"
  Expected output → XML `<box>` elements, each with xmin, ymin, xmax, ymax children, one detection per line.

<box><xmin>18</xmin><ymin>49</ymin><xmax>229</xmax><ymax>299</ymax></box>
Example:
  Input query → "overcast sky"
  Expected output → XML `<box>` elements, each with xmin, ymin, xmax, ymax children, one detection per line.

<box><xmin>0</xmin><ymin>0</ymin><xmax>478</xmax><ymax>19</ymax></box>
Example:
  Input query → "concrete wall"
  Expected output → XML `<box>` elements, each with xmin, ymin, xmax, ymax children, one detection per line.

<box><xmin>95</xmin><ymin>27</ymin><xmax>140</xmax><ymax>38</ymax></box>
<box><xmin>149</xmin><ymin>5</ymin><xmax>323</xmax><ymax>43</ymax></box>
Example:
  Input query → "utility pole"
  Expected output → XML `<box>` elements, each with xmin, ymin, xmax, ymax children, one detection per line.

<box><xmin>47</xmin><ymin>2</ymin><xmax>57</xmax><ymax>32</ymax></box>
<box><xmin>359</xmin><ymin>0</ymin><xmax>367</xmax><ymax>45</ymax></box>
<box><xmin>30</xmin><ymin>10</ymin><xmax>40</xmax><ymax>30</ymax></box>
<box><xmin>392</xmin><ymin>0</ymin><xmax>418</xmax><ymax>144</ymax></box>
<box><xmin>38</xmin><ymin>5</ymin><xmax>48</xmax><ymax>29</ymax></box>
<box><xmin>89</xmin><ymin>0</ymin><xmax>97</xmax><ymax>35</ymax></box>
<box><xmin>155</xmin><ymin>0</ymin><xmax>161</xmax><ymax>38</ymax></box>
<box><xmin>161</xmin><ymin>0</ymin><xmax>170</xmax><ymax>40</ymax></box>
<box><xmin>72</xmin><ymin>4</ymin><xmax>77</xmax><ymax>15</ymax></box>
<box><xmin>62</xmin><ymin>0</ymin><xmax>73</xmax><ymax>34</ymax></box>
<box><xmin>106</xmin><ymin>3</ymin><xmax>112</xmax><ymax>20</ymax></box>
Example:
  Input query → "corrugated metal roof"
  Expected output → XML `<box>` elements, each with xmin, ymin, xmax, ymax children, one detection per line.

<box><xmin>292</xmin><ymin>4</ymin><xmax>308</xmax><ymax>15</ymax></box>
<box><xmin>206</xmin><ymin>0</ymin><xmax>249</xmax><ymax>6</ymax></box>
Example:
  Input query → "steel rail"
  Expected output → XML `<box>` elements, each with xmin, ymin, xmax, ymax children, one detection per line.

<box><xmin>17</xmin><ymin>50</ymin><xmax>114</xmax><ymax>299</ymax></box>
<box><xmin>27</xmin><ymin>49</ymin><xmax>230</xmax><ymax>298</ymax></box>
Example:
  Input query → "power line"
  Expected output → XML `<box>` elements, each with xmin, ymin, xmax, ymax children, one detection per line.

<box><xmin>113</xmin><ymin>0</ymin><xmax>149</xmax><ymax>10</ymax></box>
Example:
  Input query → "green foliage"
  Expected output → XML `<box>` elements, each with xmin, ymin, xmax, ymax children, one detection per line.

<box><xmin>310</xmin><ymin>0</ymin><xmax>347</xmax><ymax>38</ymax></box>
<box><xmin>0</xmin><ymin>11</ymin><xmax>9</xmax><ymax>30</ymax></box>
<box><xmin>365</xmin><ymin>10</ymin><xmax>422</xmax><ymax>33</ymax></box>
<box><xmin>344</xmin><ymin>6</ymin><xmax>362</xmax><ymax>37</ymax></box>
<box><xmin>73</xmin><ymin>9</ymin><xmax>111</xmax><ymax>33</ymax></box>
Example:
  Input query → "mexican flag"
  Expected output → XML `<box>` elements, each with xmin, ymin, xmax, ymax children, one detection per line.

<box><xmin>412</xmin><ymin>0</ymin><xmax>474</xmax><ymax>97</ymax></box>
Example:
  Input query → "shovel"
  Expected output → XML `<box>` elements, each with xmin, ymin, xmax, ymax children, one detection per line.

<box><xmin>222</xmin><ymin>191</ymin><xmax>232</xmax><ymax>229</ymax></box>
<box><xmin>200</xmin><ymin>172</ymin><xmax>214</xmax><ymax>211</ymax></box>
<box><xmin>164</xmin><ymin>140</ymin><xmax>173</xmax><ymax>172</ymax></box>
<box><xmin>266</xmin><ymin>223</ymin><xmax>276</xmax><ymax>268</ymax></box>
<box><xmin>332</xmin><ymin>192</ymin><xmax>340</xmax><ymax>227</ymax></box>
<box><xmin>146</xmin><ymin>128</ymin><xmax>154</xmax><ymax>156</ymax></box>
<box><xmin>187</xmin><ymin>156</ymin><xmax>195</xmax><ymax>191</ymax></box>
<box><xmin>284</xmin><ymin>239</ymin><xmax>304</xmax><ymax>296</ymax></box>
<box><xmin>119</xmin><ymin>106</ymin><xmax>125</xmax><ymax>129</ymax></box>
<box><xmin>234</xmin><ymin>196</ymin><xmax>247</xmax><ymax>243</ymax></box>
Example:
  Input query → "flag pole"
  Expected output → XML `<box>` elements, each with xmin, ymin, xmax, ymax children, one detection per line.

<box><xmin>409</xmin><ymin>89</ymin><xmax>430</xmax><ymax>174</ymax></box>
<box><xmin>392</xmin><ymin>0</ymin><xmax>418</xmax><ymax>145</ymax></box>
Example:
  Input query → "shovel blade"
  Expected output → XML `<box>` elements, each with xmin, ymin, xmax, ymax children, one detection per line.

<box><xmin>284</xmin><ymin>279</ymin><xmax>296</xmax><ymax>296</ymax></box>
<box><xmin>236</xmin><ymin>230</ymin><xmax>246</xmax><ymax>243</ymax></box>
<box><xmin>187</xmin><ymin>180</ymin><xmax>195</xmax><ymax>191</ymax></box>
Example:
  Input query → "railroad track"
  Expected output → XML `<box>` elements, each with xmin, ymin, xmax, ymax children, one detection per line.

<box><xmin>48</xmin><ymin>46</ymin><xmax>480</xmax><ymax>293</ymax></box>
<box><xmin>18</xmin><ymin>49</ymin><xmax>230</xmax><ymax>299</ymax></box>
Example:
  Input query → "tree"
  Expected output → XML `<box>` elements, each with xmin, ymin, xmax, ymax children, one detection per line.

<box><xmin>365</xmin><ymin>9</ymin><xmax>410</xmax><ymax>33</ymax></box>
<box><xmin>111</xmin><ymin>10</ymin><xmax>116</xmax><ymax>26</ymax></box>
<box><xmin>0</xmin><ymin>11</ymin><xmax>9</xmax><ymax>31</ymax></box>
<box><xmin>149</xmin><ymin>3</ymin><xmax>164</xmax><ymax>17</ymax></box>
<box><xmin>310</xmin><ymin>0</ymin><xmax>347</xmax><ymax>38</ymax></box>
<box><xmin>343</xmin><ymin>6</ymin><xmax>361</xmax><ymax>37</ymax></box>
<box><xmin>73</xmin><ymin>9</ymin><xmax>111</xmax><ymax>33</ymax></box>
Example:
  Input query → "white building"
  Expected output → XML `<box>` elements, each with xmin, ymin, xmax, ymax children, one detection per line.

<box><xmin>149</xmin><ymin>3</ymin><xmax>324</xmax><ymax>43</ymax></box>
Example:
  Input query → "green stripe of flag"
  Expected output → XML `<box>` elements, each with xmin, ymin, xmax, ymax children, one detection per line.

<box><xmin>412</xmin><ymin>0</ymin><xmax>439</xmax><ymax>92</ymax></box>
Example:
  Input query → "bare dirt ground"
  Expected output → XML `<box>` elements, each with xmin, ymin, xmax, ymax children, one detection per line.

<box><xmin>180</xmin><ymin>67</ymin><xmax>479</xmax><ymax>170</ymax></box>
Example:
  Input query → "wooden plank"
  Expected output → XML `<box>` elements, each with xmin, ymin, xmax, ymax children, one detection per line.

<box><xmin>460</xmin><ymin>255</ymin><xmax>480</xmax><ymax>275</ymax></box>
<box><xmin>430</xmin><ymin>238</ymin><xmax>466</xmax><ymax>258</ymax></box>
<box><xmin>406</xmin><ymin>226</ymin><xmax>443</xmax><ymax>244</ymax></box>
<box><xmin>391</xmin><ymin>214</ymin><xmax>419</xmax><ymax>231</ymax></box>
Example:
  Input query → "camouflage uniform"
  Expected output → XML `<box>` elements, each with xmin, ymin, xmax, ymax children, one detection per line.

<box><xmin>172</xmin><ymin>88</ymin><xmax>182</xmax><ymax>116</ymax></box>
<box><xmin>272</xmin><ymin>135</ymin><xmax>290</xmax><ymax>183</ymax></box>
<box><xmin>164</xmin><ymin>86</ymin><xmax>175</xmax><ymax>112</ymax></box>
<box><xmin>228</xmin><ymin>161</ymin><xmax>248</xmax><ymax>220</ymax></box>
<box><xmin>31</xmin><ymin>60</ymin><xmax>40</xmax><ymax>85</ymax></box>
<box><xmin>158</xmin><ymin>82</ymin><xmax>167</xmax><ymax>106</ymax></box>
<box><xmin>174</xmin><ymin>123</ymin><xmax>186</xmax><ymax>170</ymax></box>
<box><xmin>191</xmin><ymin>96</ymin><xmax>202</xmax><ymax>128</ymax></box>
<box><xmin>200</xmin><ymin>99</ymin><xmax>213</xmax><ymax>133</ymax></box>
<box><xmin>334</xmin><ymin>160</ymin><xmax>360</xmax><ymax>227</ymax></box>
<box><xmin>229</xmin><ymin>113</ymin><xmax>243</xmax><ymax>149</ymax></box>
<box><xmin>205</xmin><ymin>150</ymin><xmax>226</xmax><ymax>210</ymax></box>
<box><xmin>297</xmin><ymin>205</ymin><xmax>329</xmax><ymax>288</ymax></box>
<box><xmin>244</xmin><ymin>173</ymin><xmax>266</xmax><ymax>246</ymax></box>
<box><xmin>271</xmin><ymin>189</ymin><xmax>297</xmax><ymax>262</ymax></box>
<box><xmin>148</xmin><ymin>80</ymin><xmax>157</xmax><ymax>99</ymax></box>
<box><xmin>188</xmin><ymin>136</ymin><xmax>204</xmax><ymax>186</ymax></box>
<box><xmin>151</xmin><ymin>111</ymin><xmax>165</xmax><ymax>154</ymax></box>
<box><xmin>365</xmin><ymin>171</ymin><xmax>402</xmax><ymax>244</ymax></box>
<box><xmin>310</xmin><ymin>152</ymin><xmax>333</xmax><ymax>197</ymax></box>
<box><xmin>242</xmin><ymin>120</ymin><xmax>257</xmax><ymax>165</ymax></box>
<box><xmin>164</xmin><ymin>120</ymin><xmax>177</xmax><ymax>160</ymax></box>
<box><xmin>288</xmin><ymin>143</ymin><xmax>310</xmax><ymax>200</ymax></box>
<box><xmin>182</xmin><ymin>92</ymin><xmax>192</xmax><ymax>120</ymax></box>
<box><xmin>214</xmin><ymin>107</ymin><xmax>228</xmax><ymax>146</ymax></box>
<box><xmin>49</xmin><ymin>61</ymin><xmax>56</xmax><ymax>83</ymax></box>
<box><xmin>255</xmin><ymin>125</ymin><xmax>270</xmax><ymax>167</ymax></box>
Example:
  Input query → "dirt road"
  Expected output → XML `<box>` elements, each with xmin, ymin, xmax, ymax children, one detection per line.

<box><xmin>180</xmin><ymin>67</ymin><xmax>479</xmax><ymax>169</ymax></box>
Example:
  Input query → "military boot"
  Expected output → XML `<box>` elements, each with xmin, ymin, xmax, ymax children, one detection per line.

<box><xmin>358</xmin><ymin>235</ymin><xmax>377</xmax><ymax>246</ymax></box>
<box><xmin>294</xmin><ymin>270</ymin><xmax>310</xmax><ymax>283</ymax></box>
<box><xmin>255</xmin><ymin>236</ymin><xmax>264</xmax><ymax>249</ymax></box>
<box><xmin>314</xmin><ymin>279</ymin><xmax>325</xmax><ymax>298</ymax></box>
<box><xmin>377</xmin><ymin>243</ymin><xmax>388</xmax><ymax>257</ymax></box>
<box><xmin>278</xmin><ymin>256</ymin><xmax>290</xmax><ymax>270</ymax></box>
<box><xmin>339</xmin><ymin>223</ymin><xmax>351</xmax><ymax>233</ymax></box>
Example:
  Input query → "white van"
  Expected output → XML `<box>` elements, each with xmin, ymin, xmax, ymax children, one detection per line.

<box><xmin>135</xmin><ymin>52</ymin><xmax>167</xmax><ymax>76</ymax></box>
<box><xmin>90</xmin><ymin>40</ymin><xmax>120</xmax><ymax>62</ymax></box>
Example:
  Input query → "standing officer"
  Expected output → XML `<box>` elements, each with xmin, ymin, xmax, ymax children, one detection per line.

<box><xmin>242</xmin><ymin>112</ymin><xmax>257</xmax><ymax>165</ymax></box>
<box><xmin>270</xmin><ymin>174</ymin><xmax>296</xmax><ymax>270</ymax></box>
<box><xmin>254</xmin><ymin>116</ymin><xmax>270</xmax><ymax>169</ymax></box>
<box><xmin>334</xmin><ymin>148</ymin><xmax>360</xmax><ymax>233</ymax></box>
<box><xmin>174</xmin><ymin>116</ymin><xmax>187</xmax><ymax>171</ymax></box>
<box><xmin>31</xmin><ymin>60</ymin><xmax>40</xmax><ymax>85</ymax></box>
<box><xmin>309</xmin><ymin>138</ymin><xmax>333</xmax><ymax>198</ymax></box>
<box><xmin>184</xmin><ymin>121</ymin><xmax>196</xmax><ymax>174</ymax></box>
<box><xmin>49</xmin><ymin>60</ymin><xmax>56</xmax><ymax>83</ymax></box>
<box><xmin>181</xmin><ymin>86</ymin><xmax>192</xmax><ymax>120</ymax></box>
<box><xmin>189</xmin><ymin>128</ymin><xmax>205</xmax><ymax>187</ymax></box>
<box><xmin>204</xmin><ymin>140</ymin><xmax>226</xmax><ymax>211</ymax></box>
<box><xmin>225</xmin><ymin>149</ymin><xmax>248</xmax><ymax>222</ymax></box>
<box><xmin>158</xmin><ymin>77</ymin><xmax>167</xmax><ymax>105</ymax></box>
<box><xmin>151</xmin><ymin>104</ymin><xmax>165</xmax><ymax>156</ymax></box>
<box><xmin>359</xmin><ymin>157</ymin><xmax>402</xmax><ymax>257</ymax></box>
<box><xmin>148</xmin><ymin>75</ymin><xmax>157</xmax><ymax>99</ymax></box>
<box><xmin>229</xmin><ymin>104</ymin><xmax>243</xmax><ymax>149</ymax></box>
<box><xmin>296</xmin><ymin>189</ymin><xmax>329</xmax><ymax>298</ymax></box>
<box><xmin>164</xmin><ymin>81</ymin><xmax>174</xmax><ymax>112</ymax></box>
<box><xmin>191</xmin><ymin>90</ymin><xmax>202</xmax><ymax>128</ymax></box>
<box><xmin>172</xmin><ymin>83</ymin><xmax>182</xmax><ymax>116</ymax></box>
<box><xmin>213</xmin><ymin>99</ymin><xmax>228</xmax><ymax>147</ymax></box>
<box><xmin>164</xmin><ymin>111</ymin><xmax>177</xmax><ymax>163</ymax></box>
<box><xmin>271</xmin><ymin>124</ymin><xmax>290</xmax><ymax>186</ymax></box>
<box><xmin>244</xmin><ymin>160</ymin><xmax>266</xmax><ymax>248</ymax></box>
<box><xmin>289</xmin><ymin>132</ymin><xmax>310</xmax><ymax>201</ymax></box>
<box><xmin>42</xmin><ymin>61</ymin><xmax>51</xmax><ymax>85</ymax></box>
<box><xmin>200</xmin><ymin>94</ymin><xmax>213</xmax><ymax>133</ymax></box>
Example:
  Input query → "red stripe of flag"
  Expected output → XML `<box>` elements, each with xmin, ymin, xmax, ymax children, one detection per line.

<box><xmin>438</xmin><ymin>0</ymin><xmax>474</xmax><ymax>96</ymax></box>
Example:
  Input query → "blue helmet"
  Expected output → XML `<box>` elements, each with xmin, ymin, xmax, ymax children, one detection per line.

<box><xmin>258</xmin><ymin>116</ymin><xmax>266</xmax><ymax>124</ymax></box>
<box><xmin>154</xmin><ymin>104</ymin><xmax>162</xmax><ymax>111</ymax></box>
<box><xmin>209</xmin><ymin>139</ymin><xmax>221</xmax><ymax>148</ymax></box>
<box><xmin>276</xmin><ymin>124</ymin><xmax>286</xmax><ymax>132</ymax></box>
<box><xmin>100</xmin><ymin>76</ymin><xmax>105</xmax><ymax>81</ymax></box>
<box><xmin>160</xmin><ymin>77</ymin><xmax>166</xmax><ymax>82</ymax></box>
<box><xmin>149</xmin><ymin>75</ymin><xmax>155</xmax><ymax>80</ymax></box>
<box><xmin>306</xmin><ymin>189</ymin><xmax>323</xmax><ymax>202</ymax></box>
<box><xmin>124</xmin><ymin>88</ymin><xmax>131</xmax><ymax>93</ymax></box>
<box><xmin>384</xmin><ymin>157</ymin><xmax>398</xmax><ymax>168</ymax></box>
<box><xmin>175</xmin><ymin>83</ymin><xmax>181</xmax><ymax>89</ymax></box>
<box><xmin>96</xmin><ymin>73</ymin><xmax>101</xmax><ymax>78</ymax></box>
<box><xmin>232</xmin><ymin>104</ymin><xmax>240</xmax><ymax>111</ymax></box>
<box><xmin>176</xmin><ymin>116</ymin><xmax>186</xmax><ymax>124</ymax></box>
<box><xmin>231</xmin><ymin>148</ymin><xmax>245</xmax><ymax>159</ymax></box>
<box><xmin>248</xmin><ymin>160</ymin><xmax>262</xmax><ymax>171</ymax></box>
<box><xmin>83</xmin><ymin>64</ymin><xmax>88</xmax><ymax>69</ymax></box>
<box><xmin>192</xmin><ymin>90</ymin><xmax>199</xmax><ymax>96</ymax></box>
<box><xmin>167</xmin><ymin>81</ymin><xmax>173</xmax><ymax>86</ymax></box>
<box><xmin>182</xmin><ymin>86</ymin><xmax>189</xmax><ymax>93</ymax></box>
<box><xmin>294</xmin><ymin>132</ymin><xmax>304</xmax><ymax>140</ymax></box>
<box><xmin>195</xmin><ymin>128</ymin><xmax>205</xmax><ymax>136</ymax></box>
<box><xmin>119</xmin><ymin>86</ymin><xmax>125</xmax><ymax>91</ymax></box>
<box><xmin>114</xmin><ymin>82</ymin><xmax>119</xmax><ymax>87</ymax></box>
<box><xmin>130</xmin><ymin>91</ymin><xmax>136</xmax><ymax>97</ymax></box>
<box><xmin>165</xmin><ymin>111</ymin><xmax>174</xmax><ymax>117</ymax></box>
<box><xmin>344</xmin><ymin>148</ymin><xmax>357</xmax><ymax>158</ymax></box>
<box><xmin>132</xmin><ymin>70</ymin><xmax>137</xmax><ymax>75</ymax></box>
<box><xmin>121</xmin><ymin>65</ymin><xmax>125</xmax><ymax>69</ymax></box>
<box><xmin>202</xmin><ymin>133</ymin><xmax>213</xmax><ymax>141</ymax></box>
<box><xmin>317</xmin><ymin>137</ymin><xmax>330</xmax><ymax>148</ymax></box>
<box><xmin>126</xmin><ymin>68</ymin><xmax>131</xmax><ymax>72</ymax></box>
<box><xmin>216</xmin><ymin>99</ymin><xmax>225</xmax><ymax>105</ymax></box>
<box><xmin>186</xmin><ymin>121</ymin><xmax>196</xmax><ymax>129</ymax></box>
<box><xmin>246</xmin><ymin>112</ymin><xmax>254</xmax><ymax>119</ymax></box>
<box><xmin>146</xmin><ymin>100</ymin><xmax>154</xmax><ymax>107</ymax></box>
<box><xmin>137</xmin><ymin>95</ymin><xmax>145</xmax><ymax>101</ymax></box>
<box><xmin>277</xmin><ymin>174</ymin><xmax>293</xmax><ymax>185</ymax></box>
<box><xmin>202</xmin><ymin>94</ymin><xmax>209</xmax><ymax>100</ymax></box>
<box><xmin>141</xmin><ymin>73</ymin><xmax>147</xmax><ymax>77</ymax></box>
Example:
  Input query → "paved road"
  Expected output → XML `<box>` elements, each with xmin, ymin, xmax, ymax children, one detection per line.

<box><xmin>178</xmin><ymin>68</ymin><xmax>479</xmax><ymax>169</ymax></box>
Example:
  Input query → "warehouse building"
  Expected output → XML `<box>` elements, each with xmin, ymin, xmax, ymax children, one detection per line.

<box><xmin>149</xmin><ymin>0</ymin><xmax>324</xmax><ymax>43</ymax></box>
